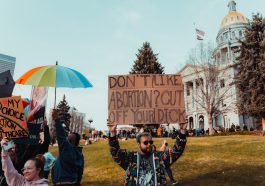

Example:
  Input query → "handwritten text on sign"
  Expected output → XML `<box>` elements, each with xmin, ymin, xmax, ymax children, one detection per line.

<box><xmin>108</xmin><ymin>74</ymin><xmax>186</xmax><ymax>125</ymax></box>
<box><xmin>0</xmin><ymin>97</ymin><xmax>29</xmax><ymax>138</ymax></box>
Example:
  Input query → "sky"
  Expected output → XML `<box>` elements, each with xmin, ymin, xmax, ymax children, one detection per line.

<box><xmin>1</xmin><ymin>0</ymin><xmax>265</xmax><ymax>130</ymax></box>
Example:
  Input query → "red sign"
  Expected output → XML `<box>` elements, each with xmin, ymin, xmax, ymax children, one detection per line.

<box><xmin>0</xmin><ymin>96</ymin><xmax>29</xmax><ymax>138</ymax></box>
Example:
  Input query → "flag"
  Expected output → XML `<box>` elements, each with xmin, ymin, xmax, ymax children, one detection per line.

<box><xmin>196</xmin><ymin>28</ymin><xmax>205</xmax><ymax>40</ymax></box>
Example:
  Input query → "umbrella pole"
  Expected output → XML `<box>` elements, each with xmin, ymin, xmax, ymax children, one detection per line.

<box><xmin>54</xmin><ymin>61</ymin><xmax>58</xmax><ymax>109</ymax></box>
<box><xmin>54</xmin><ymin>87</ymin><xmax>57</xmax><ymax>109</ymax></box>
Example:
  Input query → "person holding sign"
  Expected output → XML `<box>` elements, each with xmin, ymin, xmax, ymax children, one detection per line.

<box><xmin>11</xmin><ymin>118</ymin><xmax>51</xmax><ymax>176</ymax></box>
<box><xmin>51</xmin><ymin>109</ymin><xmax>84</xmax><ymax>186</ymax></box>
<box><xmin>108</xmin><ymin>122</ymin><xmax>187</xmax><ymax>186</ymax></box>
<box><xmin>1</xmin><ymin>138</ymin><xmax>49</xmax><ymax>186</ymax></box>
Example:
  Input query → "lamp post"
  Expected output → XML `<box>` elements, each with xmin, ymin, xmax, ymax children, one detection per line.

<box><xmin>88</xmin><ymin>118</ymin><xmax>93</xmax><ymax>128</ymax></box>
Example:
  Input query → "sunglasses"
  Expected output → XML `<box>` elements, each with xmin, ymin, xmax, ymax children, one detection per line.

<box><xmin>142</xmin><ymin>140</ymin><xmax>154</xmax><ymax>145</ymax></box>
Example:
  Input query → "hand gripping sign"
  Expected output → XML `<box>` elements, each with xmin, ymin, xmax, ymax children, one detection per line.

<box><xmin>0</xmin><ymin>96</ymin><xmax>29</xmax><ymax>138</ymax></box>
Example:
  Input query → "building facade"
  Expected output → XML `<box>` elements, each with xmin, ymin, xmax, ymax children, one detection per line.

<box><xmin>69</xmin><ymin>107</ymin><xmax>86</xmax><ymax>135</ymax></box>
<box><xmin>0</xmin><ymin>53</ymin><xmax>16</xmax><ymax>76</ymax></box>
<box><xmin>48</xmin><ymin>107</ymin><xmax>87</xmax><ymax>138</ymax></box>
<box><xmin>179</xmin><ymin>0</ymin><xmax>258</xmax><ymax>131</ymax></box>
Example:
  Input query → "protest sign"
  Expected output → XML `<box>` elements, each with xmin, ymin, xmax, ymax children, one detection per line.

<box><xmin>13</xmin><ymin>123</ymin><xmax>41</xmax><ymax>144</ymax></box>
<box><xmin>0</xmin><ymin>96</ymin><xmax>29</xmax><ymax>138</ymax></box>
<box><xmin>108</xmin><ymin>74</ymin><xmax>186</xmax><ymax>125</ymax></box>
<box><xmin>28</xmin><ymin>86</ymin><xmax>49</xmax><ymax>124</ymax></box>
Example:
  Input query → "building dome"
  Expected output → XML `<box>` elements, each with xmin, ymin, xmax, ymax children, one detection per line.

<box><xmin>220</xmin><ymin>0</ymin><xmax>248</xmax><ymax>29</ymax></box>
<box><xmin>220</xmin><ymin>11</ymin><xmax>248</xmax><ymax>28</ymax></box>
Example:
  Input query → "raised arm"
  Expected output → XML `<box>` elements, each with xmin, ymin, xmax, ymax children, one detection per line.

<box><xmin>38</xmin><ymin>119</ymin><xmax>51</xmax><ymax>154</ymax></box>
<box><xmin>1</xmin><ymin>138</ymin><xmax>24</xmax><ymax>186</ymax></box>
<box><xmin>108</xmin><ymin>124</ymin><xmax>131</xmax><ymax>170</ymax></box>
<box><xmin>43</xmin><ymin>120</ymin><xmax>51</xmax><ymax>146</ymax></box>
<box><xmin>52</xmin><ymin>110</ymin><xmax>70</xmax><ymax>151</ymax></box>
<box><xmin>161</xmin><ymin>123</ymin><xmax>187</xmax><ymax>167</ymax></box>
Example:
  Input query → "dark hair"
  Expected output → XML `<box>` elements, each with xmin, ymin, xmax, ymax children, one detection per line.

<box><xmin>136</xmin><ymin>132</ymin><xmax>152</xmax><ymax>144</ymax></box>
<box><xmin>28</xmin><ymin>154</ymin><xmax>45</xmax><ymax>178</ymax></box>
<box><xmin>72</xmin><ymin>132</ymin><xmax>81</xmax><ymax>146</ymax></box>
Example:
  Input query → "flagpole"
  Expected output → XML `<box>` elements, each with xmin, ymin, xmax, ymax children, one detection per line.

<box><xmin>193</xmin><ymin>22</ymin><xmax>196</xmax><ymax>41</ymax></box>
<box><xmin>193</xmin><ymin>22</ymin><xmax>197</xmax><ymax>65</ymax></box>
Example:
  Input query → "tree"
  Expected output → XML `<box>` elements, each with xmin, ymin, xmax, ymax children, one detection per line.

<box><xmin>235</xmin><ymin>13</ymin><xmax>265</xmax><ymax>129</ymax></box>
<box><xmin>186</xmin><ymin>42</ymin><xmax>235</xmax><ymax>135</ymax></box>
<box><xmin>130</xmin><ymin>42</ymin><xmax>164</xmax><ymax>74</ymax></box>
<box><xmin>56</xmin><ymin>94</ymin><xmax>71</xmax><ymax>131</ymax></box>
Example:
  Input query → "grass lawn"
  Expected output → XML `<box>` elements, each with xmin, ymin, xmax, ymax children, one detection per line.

<box><xmin>49</xmin><ymin>135</ymin><xmax>265</xmax><ymax>186</ymax></box>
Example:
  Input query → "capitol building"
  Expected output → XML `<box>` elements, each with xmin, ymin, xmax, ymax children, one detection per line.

<box><xmin>178</xmin><ymin>0</ymin><xmax>259</xmax><ymax>130</ymax></box>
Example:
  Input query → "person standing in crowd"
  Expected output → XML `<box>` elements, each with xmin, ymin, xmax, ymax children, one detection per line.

<box><xmin>43</xmin><ymin>152</ymin><xmax>56</xmax><ymax>179</ymax></box>
<box><xmin>160</xmin><ymin>140</ymin><xmax>178</xmax><ymax>185</ymax></box>
<box><xmin>12</xmin><ymin>118</ymin><xmax>51</xmax><ymax>175</ymax></box>
<box><xmin>157</xmin><ymin>126</ymin><xmax>162</xmax><ymax>137</ymax></box>
<box><xmin>108</xmin><ymin>122</ymin><xmax>187</xmax><ymax>186</ymax></box>
<box><xmin>51</xmin><ymin>109</ymin><xmax>84</xmax><ymax>186</ymax></box>
<box><xmin>1</xmin><ymin>138</ymin><xmax>49</xmax><ymax>186</ymax></box>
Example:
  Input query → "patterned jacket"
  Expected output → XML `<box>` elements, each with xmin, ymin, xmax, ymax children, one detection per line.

<box><xmin>109</xmin><ymin>132</ymin><xmax>187</xmax><ymax>186</ymax></box>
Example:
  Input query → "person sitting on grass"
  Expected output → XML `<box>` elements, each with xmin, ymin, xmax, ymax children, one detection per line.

<box><xmin>108</xmin><ymin>122</ymin><xmax>187</xmax><ymax>186</ymax></box>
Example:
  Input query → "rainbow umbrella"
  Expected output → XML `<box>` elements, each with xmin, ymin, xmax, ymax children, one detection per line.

<box><xmin>16</xmin><ymin>62</ymin><xmax>93</xmax><ymax>107</ymax></box>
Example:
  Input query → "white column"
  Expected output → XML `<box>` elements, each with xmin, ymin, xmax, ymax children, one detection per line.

<box><xmin>194</xmin><ymin>114</ymin><xmax>197</xmax><ymax>129</ymax></box>
<box><xmin>184</xmin><ymin>82</ymin><xmax>188</xmax><ymax>111</ymax></box>
<box><xmin>203</xmin><ymin>78</ymin><xmax>206</xmax><ymax>107</ymax></box>
<box><xmin>227</xmin><ymin>47</ymin><xmax>231</xmax><ymax>63</ymax></box>
<box><xmin>193</xmin><ymin>80</ymin><xmax>196</xmax><ymax>108</ymax></box>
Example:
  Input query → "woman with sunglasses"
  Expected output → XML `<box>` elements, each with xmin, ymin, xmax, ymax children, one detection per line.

<box><xmin>1</xmin><ymin>138</ymin><xmax>49</xmax><ymax>186</ymax></box>
<box><xmin>108</xmin><ymin>122</ymin><xmax>187</xmax><ymax>186</ymax></box>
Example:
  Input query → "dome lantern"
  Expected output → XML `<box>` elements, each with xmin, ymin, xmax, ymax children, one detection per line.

<box><xmin>228</xmin><ymin>0</ymin><xmax>236</xmax><ymax>12</ymax></box>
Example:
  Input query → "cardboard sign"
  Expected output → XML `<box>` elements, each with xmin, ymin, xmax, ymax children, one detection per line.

<box><xmin>108</xmin><ymin>74</ymin><xmax>186</xmax><ymax>125</ymax></box>
<box><xmin>13</xmin><ymin>123</ymin><xmax>41</xmax><ymax>144</ymax></box>
<box><xmin>0</xmin><ymin>96</ymin><xmax>29</xmax><ymax>138</ymax></box>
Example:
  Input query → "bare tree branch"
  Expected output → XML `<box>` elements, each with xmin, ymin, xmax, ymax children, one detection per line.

<box><xmin>185</xmin><ymin>42</ymin><xmax>235</xmax><ymax>135</ymax></box>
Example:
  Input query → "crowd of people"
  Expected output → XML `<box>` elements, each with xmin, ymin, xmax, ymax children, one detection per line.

<box><xmin>106</xmin><ymin>125</ymin><xmax>180</xmax><ymax>140</ymax></box>
<box><xmin>0</xmin><ymin>107</ymin><xmax>191</xmax><ymax>186</ymax></box>
<box><xmin>0</xmin><ymin>109</ymin><xmax>84</xmax><ymax>186</ymax></box>
<box><xmin>1</xmin><ymin>112</ymin><xmax>260</xmax><ymax>186</ymax></box>
<box><xmin>187</xmin><ymin>123</ymin><xmax>253</xmax><ymax>137</ymax></box>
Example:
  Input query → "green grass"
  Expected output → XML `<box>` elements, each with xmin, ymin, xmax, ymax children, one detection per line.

<box><xmin>49</xmin><ymin>135</ymin><xmax>265</xmax><ymax>186</ymax></box>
